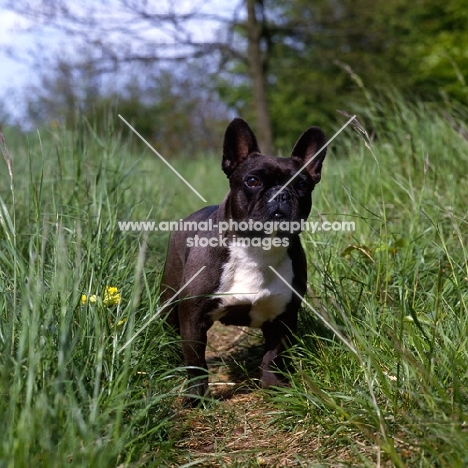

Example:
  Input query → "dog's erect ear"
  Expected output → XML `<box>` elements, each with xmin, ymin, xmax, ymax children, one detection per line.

<box><xmin>291</xmin><ymin>127</ymin><xmax>327</xmax><ymax>184</ymax></box>
<box><xmin>222</xmin><ymin>118</ymin><xmax>260</xmax><ymax>177</ymax></box>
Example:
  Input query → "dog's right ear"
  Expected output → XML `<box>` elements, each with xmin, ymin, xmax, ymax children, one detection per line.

<box><xmin>222</xmin><ymin>118</ymin><xmax>260</xmax><ymax>177</ymax></box>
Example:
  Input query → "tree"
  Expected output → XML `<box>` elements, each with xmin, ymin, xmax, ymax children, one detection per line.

<box><xmin>5</xmin><ymin>0</ymin><xmax>468</xmax><ymax>152</ymax></box>
<box><xmin>25</xmin><ymin>53</ymin><xmax>231</xmax><ymax>155</ymax></box>
<box><xmin>224</xmin><ymin>0</ymin><xmax>468</xmax><ymax>149</ymax></box>
<box><xmin>5</xmin><ymin>0</ymin><xmax>278</xmax><ymax>150</ymax></box>
<box><xmin>246</xmin><ymin>0</ymin><xmax>273</xmax><ymax>154</ymax></box>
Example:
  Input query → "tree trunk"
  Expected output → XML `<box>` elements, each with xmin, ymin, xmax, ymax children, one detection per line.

<box><xmin>246</xmin><ymin>0</ymin><xmax>274</xmax><ymax>154</ymax></box>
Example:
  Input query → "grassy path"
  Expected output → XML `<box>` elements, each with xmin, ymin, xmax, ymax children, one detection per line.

<box><xmin>170</xmin><ymin>324</ymin><xmax>375</xmax><ymax>467</ymax></box>
<box><xmin>2</xmin><ymin>97</ymin><xmax>468</xmax><ymax>466</ymax></box>
<box><xmin>175</xmin><ymin>323</ymin><xmax>321</xmax><ymax>467</ymax></box>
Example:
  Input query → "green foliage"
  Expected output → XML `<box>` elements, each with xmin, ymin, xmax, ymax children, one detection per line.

<box><xmin>222</xmin><ymin>0</ymin><xmax>468</xmax><ymax>150</ymax></box>
<box><xmin>93</xmin><ymin>72</ymin><xmax>230</xmax><ymax>156</ymax></box>
<box><xmin>400</xmin><ymin>0</ymin><xmax>468</xmax><ymax>101</ymax></box>
<box><xmin>0</xmin><ymin>120</ymin><xmax>185</xmax><ymax>467</ymax></box>
<box><xmin>1</xmin><ymin>95</ymin><xmax>468</xmax><ymax>465</ymax></box>
<box><xmin>268</xmin><ymin>96</ymin><xmax>468</xmax><ymax>465</ymax></box>
<box><xmin>17</xmin><ymin>0</ymin><xmax>468</xmax><ymax>156</ymax></box>
<box><xmin>27</xmin><ymin>64</ymin><xmax>230</xmax><ymax>157</ymax></box>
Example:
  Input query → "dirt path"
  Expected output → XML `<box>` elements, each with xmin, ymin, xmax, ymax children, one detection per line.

<box><xmin>170</xmin><ymin>323</ymin><xmax>340</xmax><ymax>467</ymax></box>
<box><xmin>205</xmin><ymin>322</ymin><xmax>264</xmax><ymax>398</ymax></box>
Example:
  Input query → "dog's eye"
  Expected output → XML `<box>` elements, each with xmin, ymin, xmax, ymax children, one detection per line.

<box><xmin>297</xmin><ymin>180</ymin><xmax>310</xmax><ymax>192</ymax></box>
<box><xmin>245</xmin><ymin>176</ymin><xmax>261</xmax><ymax>188</ymax></box>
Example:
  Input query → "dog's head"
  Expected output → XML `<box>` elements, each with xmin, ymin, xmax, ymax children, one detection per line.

<box><xmin>221</xmin><ymin>118</ymin><xmax>327</xmax><ymax>234</ymax></box>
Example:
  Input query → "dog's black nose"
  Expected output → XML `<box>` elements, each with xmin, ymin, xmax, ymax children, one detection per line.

<box><xmin>269</xmin><ymin>187</ymin><xmax>292</xmax><ymax>220</ymax></box>
<box><xmin>270</xmin><ymin>187</ymin><xmax>290</xmax><ymax>203</ymax></box>
<box><xmin>278</xmin><ymin>191</ymin><xmax>290</xmax><ymax>202</ymax></box>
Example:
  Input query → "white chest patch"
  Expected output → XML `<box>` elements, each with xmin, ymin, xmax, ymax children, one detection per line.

<box><xmin>211</xmin><ymin>242</ymin><xmax>294</xmax><ymax>328</ymax></box>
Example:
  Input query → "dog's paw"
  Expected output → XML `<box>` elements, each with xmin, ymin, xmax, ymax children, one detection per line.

<box><xmin>182</xmin><ymin>382</ymin><xmax>209</xmax><ymax>408</ymax></box>
<box><xmin>259</xmin><ymin>371</ymin><xmax>289</xmax><ymax>389</ymax></box>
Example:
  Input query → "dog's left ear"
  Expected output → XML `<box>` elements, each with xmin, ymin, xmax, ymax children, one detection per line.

<box><xmin>291</xmin><ymin>127</ymin><xmax>327</xmax><ymax>184</ymax></box>
<box><xmin>222</xmin><ymin>118</ymin><xmax>260</xmax><ymax>177</ymax></box>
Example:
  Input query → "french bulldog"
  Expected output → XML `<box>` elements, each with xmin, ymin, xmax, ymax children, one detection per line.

<box><xmin>160</xmin><ymin>118</ymin><xmax>327</xmax><ymax>405</ymax></box>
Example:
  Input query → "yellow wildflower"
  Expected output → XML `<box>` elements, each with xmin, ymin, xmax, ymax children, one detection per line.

<box><xmin>81</xmin><ymin>287</ymin><xmax>120</xmax><ymax>307</ymax></box>
<box><xmin>81</xmin><ymin>294</ymin><xmax>98</xmax><ymax>305</ymax></box>
<box><xmin>103</xmin><ymin>286</ymin><xmax>121</xmax><ymax>307</ymax></box>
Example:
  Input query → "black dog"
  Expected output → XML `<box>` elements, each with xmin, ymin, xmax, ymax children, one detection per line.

<box><xmin>161</xmin><ymin>118</ymin><xmax>327</xmax><ymax>404</ymax></box>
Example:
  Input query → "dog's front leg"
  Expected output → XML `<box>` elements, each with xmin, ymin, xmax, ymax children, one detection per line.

<box><xmin>179</xmin><ymin>304</ymin><xmax>213</xmax><ymax>406</ymax></box>
<box><xmin>259</xmin><ymin>310</ymin><xmax>298</xmax><ymax>388</ymax></box>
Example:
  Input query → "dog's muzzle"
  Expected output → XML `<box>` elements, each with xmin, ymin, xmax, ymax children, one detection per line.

<box><xmin>267</xmin><ymin>187</ymin><xmax>294</xmax><ymax>220</ymax></box>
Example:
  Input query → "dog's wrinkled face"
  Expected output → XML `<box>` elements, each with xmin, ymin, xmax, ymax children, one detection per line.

<box><xmin>221</xmin><ymin>118</ymin><xmax>327</xmax><ymax>235</ymax></box>
<box><xmin>228</xmin><ymin>154</ymin><xmax>314</xmax><ymax>225</ymax></box>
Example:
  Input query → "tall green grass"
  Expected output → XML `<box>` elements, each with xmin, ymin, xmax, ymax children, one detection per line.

<box><xmin>1</xmin><ymin>97</ymin><xmax>468</xmax><ymax>466</ymax></box>
<box><xmin>0</xmin><ymin>122</ymin><xmax>188</xmax><ymax>467</ymax></box>
<box><xmin>271</xmin><ymin>99</ymin><xmax>468</xmax><ymax>466</ymax></box>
